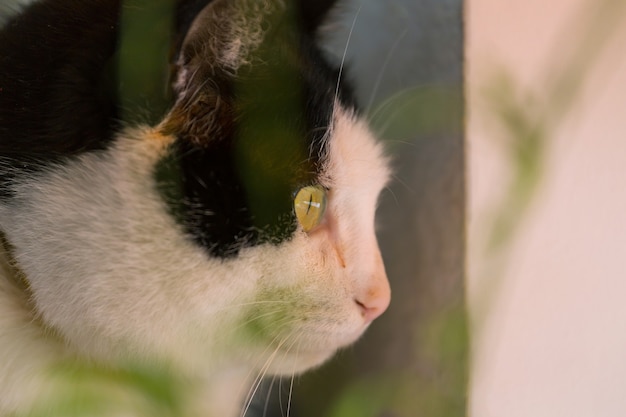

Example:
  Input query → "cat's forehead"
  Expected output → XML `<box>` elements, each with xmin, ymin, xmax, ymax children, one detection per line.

<box><xmin>324</xmin><ymin>107</ymin><xmax>390</xmax><ymax>193</ymax></box>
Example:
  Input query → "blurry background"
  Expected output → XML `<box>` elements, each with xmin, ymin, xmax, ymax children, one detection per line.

<box><xmin>468</xmin><ymin>0</ymin><xmax>626</xmax><ymax>416</ymax></box>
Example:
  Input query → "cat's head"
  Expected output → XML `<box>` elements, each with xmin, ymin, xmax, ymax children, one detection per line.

<box><xmin>5</xmin><ymin>0</ymin><xmax>390</xmax><ymax>376</ymax></box>
<box><xmin>159</xmin><ymin>0</ymin><xmax>391</xmax><ymax>373</ymax></box>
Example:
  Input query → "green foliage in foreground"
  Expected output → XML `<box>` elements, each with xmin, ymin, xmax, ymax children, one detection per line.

<box><xmin>15</xmin><ymin>363</ymin><xmax>185</xmax><ymax>417</ymax></box>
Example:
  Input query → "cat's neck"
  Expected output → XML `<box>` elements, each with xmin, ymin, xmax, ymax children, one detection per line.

<box><xmin>0</xmin><ymin>252</ymin><xmax>251</xmax><ymax>417</ymax></box>
<box><xmin>0</xmin><ymin>247</ymin><xmax>67</xmax><ymax>414</ymax></box>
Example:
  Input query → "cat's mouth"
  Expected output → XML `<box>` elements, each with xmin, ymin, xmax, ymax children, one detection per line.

<box><xmin>242</xmin><ymin>309</ymin><xmax>367</xmax><ymax>347</ymax></box>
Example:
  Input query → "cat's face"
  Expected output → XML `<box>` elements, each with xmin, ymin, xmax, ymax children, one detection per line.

<box><xmin>0</xmin><ymin>0</ymin><xmax>390</xmax><ymax>377</ymax></box>
<box><xmin>224</xmin><ymin>108</ymin><xmax>391</xmax><ymax>374</ymax></box>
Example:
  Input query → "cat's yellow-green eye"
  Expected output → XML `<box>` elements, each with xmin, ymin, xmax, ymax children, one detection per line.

<box><xmin>294</xmin><ymin>185</ymin><xmax>327</xmax><ymax>232</ymax></box>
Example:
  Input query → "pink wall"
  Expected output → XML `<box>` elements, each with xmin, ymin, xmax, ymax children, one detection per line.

<box><xmin>469</xmin><ymin>1</ymin><xmax>626</xmax><ymax>416</ymax></box>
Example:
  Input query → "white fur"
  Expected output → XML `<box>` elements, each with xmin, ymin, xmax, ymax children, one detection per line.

<box><xmin>0</xmin><ymin>108</ymin><xmax>390</xmax><ymax>416</ymax></box>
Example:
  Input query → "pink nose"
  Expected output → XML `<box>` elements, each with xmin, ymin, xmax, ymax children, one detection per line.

<box><xmin>355</xmin><ymin>275</ymin><xmax>391</xmax><ymax>323</ymax></box>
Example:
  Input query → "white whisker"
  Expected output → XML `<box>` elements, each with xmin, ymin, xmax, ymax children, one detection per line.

<box><xmin>391</xmin><ymin>173</ymin><xmax>415</xmax><ymax>195</ymax></box>
<box><xmin>383</xmin><ymin>184</ymin><xmax>400</xmax><ymax>208</ymax></box>
<box><xmin>262</xmin><ymin>374</ymin><xmax>278</xmax><ymax>417</ymax></box>
<box><xmin>334</xmin><ymin>1</ymin><xmax>363</xmax><ymax>111</ymax></box>
<box><xmin>238</xmin><ymin>319</ymin><xmax>305</xmax><ymax>417</ymax></box>
<box><xmin>233</xmin><ymin>309</ymin><xmax>287</xmax><ymax>332</ymax></box>
<box><xmin>365</xmin><ymin>26</ymin><xmax>408</xmax><ymax>116</ymax></box>
<box><xmin>240</xmin><ymin>335</ymin><xmax>291</xmax><ymax>417</ymax></box>
<box><xmin>286</xmin><ymin>372</ymin><xmax>295</xmax><ymax>417</ymax></box>
<box><xmin>210</xmin><ymin>299</ymin><xmax>292</xmax><ymax>315</ymax></box>
<box><xmin>286</xmin><ymin>336</ymin><xmax>301</xmax><ymax>417</ymax></box>
<box><xmin>369</xmin><ymin>83</ymin><xmax>427</xmax><ymax>125</ymax></box>
<box><xmin>275</xmin><ymin>334</ymin><xmax>302</xmax><ymax>417</ymax></box>
<box><xmin>237</xmin><ymin>328</ymin><xmax>296</xmax><ymax>415</ymax></box>
<box><xmin>278</xmin><ymin>376</ymin><xmax>285</xmax><ymax>417</ymax></box>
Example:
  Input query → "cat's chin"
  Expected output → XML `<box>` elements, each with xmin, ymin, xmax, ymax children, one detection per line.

<box><xmin>265</xmin><ymin>347</ymin><xmax>338</xmax><ymax>376</ymax></box>
<box><xmin>263</xmin><ymin>327</ymin><xmax>368</xmax><ymax>375</ymax></box>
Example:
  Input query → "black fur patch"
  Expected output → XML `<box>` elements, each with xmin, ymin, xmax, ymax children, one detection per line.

<box><xmin>173</xmin><ymin>0</ymin><xmax>213</xmax><ymax>55</ymax></box>
<box><xmin>0</xmin><ymin>0</ymin><xmax>357</xmax><ymax>258</ymax></box>
<box><xmin>0</xmin><ymin>0</ymin><xmax>121</xmax><ymax>166</ymax></box>
<box><xmin>0</xmin><ymin>0</ymin><xmax>207</xmax><ymax>188</ymax></box>
<box><xmin>297</xmin><ymin>0</ymin><xmax>341</xmax><ymax>34</ymax></box>
<box><xmin>159</xmin><ymin>1</ymin><xmax>357</xmax><ymax>257</ymax></box>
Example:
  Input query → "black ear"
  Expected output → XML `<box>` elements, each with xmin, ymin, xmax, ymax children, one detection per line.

<box><xmin>172</xmin><ymin>0</ymin><xmax>212</xmax><ymax>59</ymax></box>
<box><xmin>297</xmin><ymin>0</ymin><xmax>340</xmax><ymax>34</ymax></box>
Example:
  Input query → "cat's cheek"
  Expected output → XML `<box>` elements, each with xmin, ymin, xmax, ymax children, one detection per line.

<box><xmin>306</xmin><ymin>209</ymin><xmax>391</xmax><ymax>326</ymax></box>
<box><xmin>303</xmin><ymin>222</ymin><xmax>344</xmax><ymax>270</ymax></box>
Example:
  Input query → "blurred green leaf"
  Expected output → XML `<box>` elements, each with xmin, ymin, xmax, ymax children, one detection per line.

<box><xmin>15</xmin><ymin>362</ymin><xmax>186</xmax><ymax>417</ymax></box>
<box><xmin>117</xmin><ymin>0</ymin><xmax>176</xmax><ymax>124</ymax></box>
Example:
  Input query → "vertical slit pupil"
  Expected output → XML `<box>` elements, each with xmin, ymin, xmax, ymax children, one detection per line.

<box><xmin>307</xmin><ymin>194</ymin><xmax>313</xmax><ymax>214</ymax></box>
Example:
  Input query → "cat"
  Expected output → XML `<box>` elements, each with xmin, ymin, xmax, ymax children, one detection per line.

<box><xmin>0</xmin><ymin>0</ymin><xmax>391</xmax><ymax>416</ymax></box>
